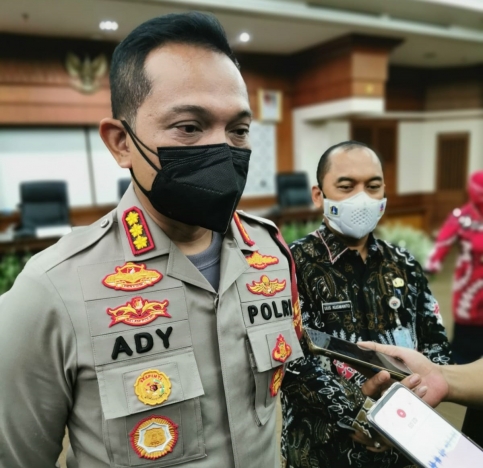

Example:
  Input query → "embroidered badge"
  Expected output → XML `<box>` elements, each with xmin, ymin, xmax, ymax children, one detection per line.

<box><xmin>102</xmin><ymin>262</ymin><xmax>162</xmax><ymax>292</ymax></box>
<box><xmin>233</xmin><ymin>212</ymin><xmax>255</xmax><ymax>247</ymax></box>
<box><xmin>130</xmin><ymin>415</ymin><xmax>178</xmax><ymax>460</ymax></box>
<box><xmin>246</xmin><ymin>275</ymin><xmax>286</xmax><ymax>297</ymax></box>
<box><xmin>270</xmin><ymin>367</ymin><xmax>284</xmax><ymax>397</ymax></box>
<box><xmin>134</xmin><ymin>370</ymin><xmax>172</xmax><ymax>406</ymax></box>
<box><xmin>245</xmin><ymin>251</ymin><xmax>279</xmax><ymax>270</ymax></box>
<box><xmin>272</xmin><ymin>334</ymin><xmax>292</xmax><ymax>363</ymax></box>
<box><xmin>393</xmin><ymin>277</ymin><xmax>405</xmax><ymax>288</ymax></box>
<box><xmin>107</xmin><ymin>297</ymin><xmax>170</xmax><ymax>327</ymax></box>
<box><xmin>123</xmin><ymin>207</ymin><xmax>155</xmax><ymax>255</ymax></box>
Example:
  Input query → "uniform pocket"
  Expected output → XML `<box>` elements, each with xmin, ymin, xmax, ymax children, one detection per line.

<box><xmin>97</xmin><ymin>349</ymin><xmax>206</xmax><ymax>467</ymax></box>
<box><xmin>246</xmin><ymin>320</ymin><xmax>303</xmax><ymax>425</ymax></box>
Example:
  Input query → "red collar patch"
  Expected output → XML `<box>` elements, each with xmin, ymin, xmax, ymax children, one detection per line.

<box><xmin>102</xmin><ymin>262</ymin><xmax>162</xmax><ymax>291</ymax></box>
<box><xmin>246</xmin><ymin>275</ymin><xmax>286</xmax><ymax>297</ymax></box>
<box><xmin>123</xmin><ymin>207</ymin><xmax>155</xmax><ymax>255</ymax></box>
<box><xmin>245</xmin><ymin>251</ymin><xmax>279</xmax><ymax>270</ymax></box>
<box><xmin>272</xmin><ymin>334</ymin><xmax>292</xmax><ymax>363</ymax></box>
<box><xmin>107</xmin><ymin>297</ymin><xmax>170</xmax><ymax>327</ymax></box>
<box><xmin>234</xmin><ymin>212</ymin><xmax>255</xmax><ymax>247</ymax></box>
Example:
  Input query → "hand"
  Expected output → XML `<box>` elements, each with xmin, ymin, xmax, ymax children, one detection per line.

<box><xmin>358</xmin><ymin>342</ymin><xmax>449</xmax><ymax>407</ymax></box>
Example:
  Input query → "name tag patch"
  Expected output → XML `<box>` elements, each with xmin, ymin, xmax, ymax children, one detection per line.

<box><xmin>321</xmin><ymin>301</ymin><xmax>352</xmax><ymax>313</ymax></box>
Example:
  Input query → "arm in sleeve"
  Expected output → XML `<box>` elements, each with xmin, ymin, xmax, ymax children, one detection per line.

<box><xmin>425</xmin><ymin>211</ymin><xmax>460</xmax><ymax>273</ymax></box>
<box><xmin>281</xmin><ymin>262</ymin><xmax>369</xmax><ymax>431</ymax></box>
<box><xmin>0</xmin><ymin>263</ymin><xmax>77</xmax><ymax>468</ymax></box>
<box><xmin>414</xmin><ymin>260</ymin><xmax>453</xmax><ymax>365</ymax></box>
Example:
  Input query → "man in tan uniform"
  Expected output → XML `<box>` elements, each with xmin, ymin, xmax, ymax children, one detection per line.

<box><xmin>0</xmin><ymin>12</ymin><xmax>303</xmax><ymax>468</ymax></box>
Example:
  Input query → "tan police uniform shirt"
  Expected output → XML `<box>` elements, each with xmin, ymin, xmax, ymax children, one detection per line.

<box><xmin>0</xmin><ymin>185</ymin><xmax>303</xmax><ymax>468</ymax></box>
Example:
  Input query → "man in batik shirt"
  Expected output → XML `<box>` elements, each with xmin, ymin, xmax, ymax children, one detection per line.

<box><xmin>281</xmin><ymin>141</ymin><xmax>451</xmax><ymax>468</ymax></box>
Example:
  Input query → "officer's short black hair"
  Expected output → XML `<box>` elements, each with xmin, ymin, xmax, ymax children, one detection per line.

<box><xmin>110</xmin><ymin>11</ymin><xmax>239</xmax><ymax>125</ymax></box>
<box><xmin>316</xmin><ymin>140</ymin><xmax>382</xmax><ymax>188</ymax></box>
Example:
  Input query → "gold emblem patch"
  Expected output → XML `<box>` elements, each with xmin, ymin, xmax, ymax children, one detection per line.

<box><xmin>270</xmin><ymin>367</ymin><xmax>284</xmax><ymax>397</ymax></box>
<box><xmin>130</xmin><ymin>415</ymin><xmax>178</xmax><ymax>460</ymax></box>
<box><xmin>134</xmin><ymin>370</ymin><xmax>172</xmax><ymax>406</ymax></box>
<box><xmin>246</xmin><ymin>275</ymin><xmax>286</xmax><ymax>297</ymax></box>
<box><xmin>272</xmin><ymin>334</ymin><xmax>292</xmax><ymax>363</ymax></box>
<box><xmin>107</xmin><ymin>297</ymin><xmax>170</xmax><ymax>327</ymax></box>
<box><xmin>245</xmin><ymin>251</ymin><xmax>279</xmax><ymax>270</ymax></box>
<box><xmin>122</xmin><ymin>206</ymin><xmax>155</xmax><ymax>255</ymax></box>
<box><xmin>393</xmin><ymin>277</ymin><xmax>405</xmax><ymax>288</ymax></box>
<box><xmin>102</xmin><ymin>262</ymin><xmax>162</xmax><ymax>292</ymax></box>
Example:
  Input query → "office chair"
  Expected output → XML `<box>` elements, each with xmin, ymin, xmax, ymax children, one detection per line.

<box><xmin>276</xmin><ymin>172</ymin><xmax>312</xmax><ymax>208</ymax></box>
<box><xmin>15</xmin><ymin>181</ymin><xmax>70</xmax><ymax>237</ymax></box>
<box><xmin>118</xmin><ymin>178</ymin><xmax>131</xmax><ymax>199</ymax></box>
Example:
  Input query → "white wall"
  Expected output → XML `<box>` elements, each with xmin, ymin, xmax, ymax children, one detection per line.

<box><xmin>398</xmin><ymin>118</ymin><xmax>483</xmax><ymax>194</ymax></box>
<box><xmin>0</xmin><ymin>128</ymin><xmax>92</xmax><ymax>212</ymax></box>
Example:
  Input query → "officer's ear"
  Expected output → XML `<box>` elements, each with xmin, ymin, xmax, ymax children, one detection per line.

<box><xmin>99</xmin><ymin>118</ymin><xmax>133</xmax><ymax>169</ymax></box>
<box><xmin>312</xmin><ymin>184</ymin><xmax>324</xmax><ymax>209</ymax></box>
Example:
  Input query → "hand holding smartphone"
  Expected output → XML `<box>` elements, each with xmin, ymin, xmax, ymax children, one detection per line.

<box><xmin>304</xmin><ymin>328</ymin><xmax>412</xmax><ymax>381</ymax></box>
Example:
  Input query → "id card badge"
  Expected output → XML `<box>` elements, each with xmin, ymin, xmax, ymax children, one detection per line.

<box><xmin>392</xmin><ymin>327</ymin><xmax>413</xmax><ymax>349</ymax></box>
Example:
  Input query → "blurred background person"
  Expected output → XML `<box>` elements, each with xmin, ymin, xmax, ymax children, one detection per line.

<box><xmin>426</xmin><ymin>170</ymin><xmax>483</xmax><ymax>364</ymax></box>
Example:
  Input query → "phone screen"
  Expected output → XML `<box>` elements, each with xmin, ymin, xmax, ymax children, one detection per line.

<box><xmin>370</xmin><ymin>385</ymin><xmax>483</xmax><ymax>467</ymax></box>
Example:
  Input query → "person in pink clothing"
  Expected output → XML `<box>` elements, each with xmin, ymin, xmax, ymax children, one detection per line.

<box><xmin>426</xmin><ymin>170</ymin><xmax>483</xmax><ymax>363</ymax></box>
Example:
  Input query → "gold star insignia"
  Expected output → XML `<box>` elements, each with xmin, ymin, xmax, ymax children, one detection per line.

<box><xmin>129</xmin><ymin>224</ymin><xmax>143</xmax><ymax>237</ymax></box>
<box><xmin>125</xmin><ymin>211</ymin><xmax>139</xmax><ymax>226</ymax></box>
<box><xmin>133</xmin><ymin>236</ymin><xmax>148</xmax><ymax>250</ymax></box>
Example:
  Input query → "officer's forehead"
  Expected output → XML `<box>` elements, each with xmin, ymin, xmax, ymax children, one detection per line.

<box><xmin>327</xmin><ymin>147</ymin><xmax>382</xmax><ymax>174</ymax></box>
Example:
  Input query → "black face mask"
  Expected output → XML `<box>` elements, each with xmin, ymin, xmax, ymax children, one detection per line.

<box><xmin>121</xmin><ymin>121</ymin><xmax>251</xmax><ymax>233</ymax></box>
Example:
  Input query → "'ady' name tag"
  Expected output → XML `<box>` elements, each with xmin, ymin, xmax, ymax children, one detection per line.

<box><xmin>321</xmin><ymin>301</ymin><xmax>352</xmax><ymax>313</ymax></box>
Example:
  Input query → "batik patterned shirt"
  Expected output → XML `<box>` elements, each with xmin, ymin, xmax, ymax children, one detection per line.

<box><xmin>281</xmin><ymin>224</ymin><xmax>452</xmax><ymax>468</ymax></box>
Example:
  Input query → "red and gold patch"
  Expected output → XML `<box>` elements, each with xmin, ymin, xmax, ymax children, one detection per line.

<box><xmin>245</xmin><ymin>251</ymin><xmax>279</xmax><ymax>270</ymax></box>
<box><xmin>123</xmin><ymin>207</ymin><xmax>155</xmax><ymax>255</ymax></box>
<box><xmin>246</xmin><ymin>275</ymin><xmax>286</xmax><ymax>297</ymax></box>
<box><xmin>107</xmin><ymin>297</ymin><xmax>170</xmax><ymax>327</ymax></box>
<box><xmin>134</xmin><ymin>370</ymin><xmax>172</xmax><ymax>406</ymax></box>
<box><xmin>270</xmin><ymin>367</ymin><xmax>284</xmax><ymax>397</ymax></box>
<box><xmin>102</xmin><ymin>262</ymin><xmax>162</xmax><ymax>292</ymax></box>
<box><xmin>272</xmin><ymin>334</ymin><xmax>292</xmax><ymax>363</ymax></box>
<box><xmin>130</xmin><ymin>415</ymin><xmax>178</xmax><ymax>460</ymax></box>
<box><xmin>233</xmin><ymin>212</ymin><xmax>255</xmax><ymax>247</ymax></box>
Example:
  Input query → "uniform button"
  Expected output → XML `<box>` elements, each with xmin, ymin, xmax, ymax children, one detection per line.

<box><xmin>100</xmin><ymin>218</ymin><xmax>109</xmax><ymax>228</ymax></box>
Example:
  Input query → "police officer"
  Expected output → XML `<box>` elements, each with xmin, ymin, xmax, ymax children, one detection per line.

<box><xmin>0</xmin><ymin>13</ymin><xmax>303</xmax><ymax>468</ymax></box>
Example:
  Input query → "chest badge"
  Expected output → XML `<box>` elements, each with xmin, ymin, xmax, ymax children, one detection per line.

<box><xmin>392</xmin><ymin>277</ymin><xmax>405</xmax><ymax>288</ymax></box>
<box><xmin>107</xmin><ymin>297</ymin><xmax>170</xmax><ymax>327</ymax></box>
<box><xmin>270</xmin><ymin>367</ymin><xmax>284</xmax><ymax>397</ymax></box>
<box><xmin>123</xmin><ymin>206</ymin><xmax>155</xmax><ymax>255</ymax></box>
<box><xmin>272</xmin><ymin>334</ymin><xmax>292</xmax><ymax>363</ymax></box>
<box><xmin>102</xmin><ymin>262</ymin><xmax>162</xmax><ymax>291</ymax></box>
<box><xmin>134</xmin><ymin>370</ymin><xmax>172</xmax><ymax>406</ymax></box>
<box><xmin>247</xmin><ymin>275</ymin><xmax>286</xmax><ymax>297</ymax></box>
<box><xmin>130</xmin><ymin>415</ymin><xmax>178</xmax><ymax>460</ymax></box>
<box><xmin>388</xmin><ymin>296</ymin><xmax>401</xmax><ymax>309</ymax></box>
<box><xmin>245</xmin><ymin>251</ymin><xmax>279</xmax><ymax>270</ymax></box>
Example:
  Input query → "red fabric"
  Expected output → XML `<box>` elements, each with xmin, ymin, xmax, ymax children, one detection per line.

<box><xmin>468</xmin><ymin>171</ymin><xmax>483</xmax><ymax>213</ymax></box>
<box><xmin>426</xmin><ymin>202</ymin><xmax>483</xmax><ymax>325</ymax></box>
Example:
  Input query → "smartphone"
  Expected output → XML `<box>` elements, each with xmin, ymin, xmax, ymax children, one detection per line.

<box><xmin>304</xmin><ymin>328</ymin><xmax>412</xmax><ymax>380</ymax></box>
<box><xmin>367</xmin><ymin>382</ymin><xmax>483</xmax><ymax>467</ymax></box>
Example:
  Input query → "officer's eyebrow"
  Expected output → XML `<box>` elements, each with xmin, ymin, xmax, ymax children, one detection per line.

<box><xmin>165</xmin><ymin>105</ymin><xmax>252</xmax><ymax>121</ymax></box>
<box><xmin>336</xmin><ymin>176</ymin><xmax>383</xmax><ymax>183</ymax></box>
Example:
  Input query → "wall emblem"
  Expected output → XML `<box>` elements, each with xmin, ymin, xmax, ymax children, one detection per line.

<box><xmin>130</xmin><ymin>415</ymin><xmax>178</xmax><ymax>460</ymax></box>
<box><xmin>272</xmin><ymin>334</ymin><xmax>292</xmax><ymax>363</ymax></box>
<box><xmin>65</xmin><ymin>52</ymin><xmax>108</xmax><ymax>94</ymax></box>
<box><xmin>245</xmin><ymin>251</ymin><xmax>279</xmax><ymax>270</ymax></box>
<box><xmin>107</xmin><ymin>297</ymin><xmax>170</xmax><ymax>327</ymax></box>
<box><xmin>102</xmin><ymin>262</ymin><xmax>162</xmax><ymax>291</ymax></box>
<box><xmin>134</xmin><ymin>370</ymin><xmax>172</xmax><ymax>406</ymax></box>
<box><xmin>246</xmin><ymin>275</ymin><xmax>286</xmax><ymax>297</ymax></box>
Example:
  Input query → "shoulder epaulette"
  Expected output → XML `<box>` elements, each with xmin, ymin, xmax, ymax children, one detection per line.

<box><xmin>236</xmin><ymin>210</ymin><xmax>278</xmax><ymax>231</ymax></box>
<box><xmin>31</xmin><ymin>210</ymin><xmax>115</xmax><ymax>273</ymax></box>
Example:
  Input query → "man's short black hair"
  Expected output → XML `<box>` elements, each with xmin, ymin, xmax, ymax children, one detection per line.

<box><xmin>110</xmin><ymin>11</ymin><xmax>239</xmax><ymax>125</ymax></box>
<box><xmin>316</xmin><ymin>140</ymin><xmax>382</xmax><ymax>188</ymax></box>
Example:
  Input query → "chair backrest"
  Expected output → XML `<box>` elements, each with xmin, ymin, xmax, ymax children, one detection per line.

<box><xmin>19</xmin><ymin>181</ymin><xmax>70</xmax><ymax>229</ymax></box>
<box><xmin>276</xmin><ymin>172</ymin><xmax>312</xmax><ymax>208</ymax></box>
<box><xmin>118</xmin><ymin>178</ymin><xmax>131</xmax><ymax>200</ymax></box>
